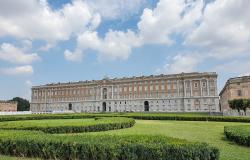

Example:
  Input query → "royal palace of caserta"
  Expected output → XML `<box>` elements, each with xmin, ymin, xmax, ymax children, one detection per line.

<box><xmin>31</xmin><ymin>72</ymin><xmax>220</xmax><ymax>113</ymax></box>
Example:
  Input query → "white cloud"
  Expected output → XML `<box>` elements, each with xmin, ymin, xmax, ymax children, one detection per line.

<box><xmin>66</xmin><ymin>30</ymin><xmax>142</xmax><ymax>61</ymax></box>
<box><xmin>0</xmin><ymin>65</ymin><xmax>34</xmax><ymax>75</ymax></box>
<box><xmin>155</xmin><ymin>54</ymin><xmax>202</xmax><ymax>74</ymax></box>
<box><xmin>214</xmin><ymin>60</ymin><xmax>250</xmax><ymax>75</ymax></box>
<box><xmin>138</xmin><ymin>0</ymin><xmax>204</xmax><ymax>45</ymax></box>
<box><xmin>0</xmin><ymin>0</ymin><xmax>99</xmax><ymax>43</ymax></box>
<box><xmin>64</xmin><ymin>49</ymin><xmax>83</xmax><ymax>62</ymax></box>
<box><xmin>65</xmin><ymin>0</ymin><xmax>205</xmax><ymax>61</ymax></box>
<box><xmin>185</xmin><ymin>0</ymin><xmax>250</xmax><ymax>58</ymax></box>
<box><xmin>0</xmin><ymin>43</ymin><xmax>40</xmax><ymax>64</ymax></box>
<box><xmin>85</xmin><ymin>0</ymin><xmax>147</xmax><ymax>20</ymax></box>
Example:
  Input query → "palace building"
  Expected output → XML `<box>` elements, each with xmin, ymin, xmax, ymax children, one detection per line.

<box><xmin>30</xmin><ymin>72</ymin><xmax>220</xmax><ymax>113</ymax></box>
<box><xmin>220</xmin><ymin>76</ymin><xmax>250</xmax><ymax>112</ymax></box>
<box><xmin>0</xmin><ymin>101</ymin><xmax>17</xmax><ymax>112</ymax></box>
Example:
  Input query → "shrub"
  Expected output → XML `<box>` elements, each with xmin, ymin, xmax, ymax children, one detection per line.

<box><xmin>0</xmin><ymin>112</ymin><xmax>250</xmax><ymax>123</ymax></box>
<box><xmin>0</xmin><ymin>131</ymin><xmax>219</xmax><ymax>160</ymax></box>
<box><xmin>0</xmin><ymin>117</ymin><xmax>135</xmax><ymax>134</ymax></box>
<box><xmin>224</xmin><ymin>125</ymin><xmax>250</xmax><ymax>146</ymax></box>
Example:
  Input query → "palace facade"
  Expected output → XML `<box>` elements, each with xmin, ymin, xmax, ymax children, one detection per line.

<box><xmin>220</xmin><ymin>76</ymin><xmax>250</xmax><ymax>112</ymax></box>
<box><xmin>30</xmin><ymin>72</ymin><xmax>220</xmax><ymax>113</ymax></box>
<box><xmin>0</xmin><ymin>101</ymin><xmax>17</xmax><ymax>112</ymax></box>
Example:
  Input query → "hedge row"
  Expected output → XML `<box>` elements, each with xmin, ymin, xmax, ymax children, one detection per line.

<box><xmin>224</xmin><ymin>125</ymin><xmax>250</xmax><ymax>146</ymax></box>
<box><xmin>0</xmin><ymin>130</ymin><xmax>219</xmax><ymax>160</ymax></box>
<box><xmin>0</xmin><ymin>112</ymin><xmax>250</xmax><ymax>123</ymax></box>
<box><xmin>0</xmin><ymin>117</ymin><xmax>135</xmax><ymax>134</ymax></box>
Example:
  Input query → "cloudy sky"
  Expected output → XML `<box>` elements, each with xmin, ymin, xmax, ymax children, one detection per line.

<box><xmin>0</xmin><ymin>0</ymin><xmax>250</xmax><ymax>100</ymax></box>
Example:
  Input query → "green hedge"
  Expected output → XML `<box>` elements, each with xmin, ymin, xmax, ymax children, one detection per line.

<box><xmin>0</xmin><ymin>117</ymin><xmax>135</xmax><ymax>134</ymax></box>
<box><xmin>224</xmin><ymin>125</ymin><xmax>250</xmax><ymax>146</ymax></box>
<box><xmin>0</xmin><ymin>130</ymin><xmax>219</xmax><ymax>160</ymax></box>
<box><xmin>0</xmin><ymin>112</ymin><xmax>249</xmax><ymax>123</ymax></box>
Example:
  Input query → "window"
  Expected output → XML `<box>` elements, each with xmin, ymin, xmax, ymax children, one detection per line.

<box><xmin>155</xmin><ymin>85</ymin><xmax>159</xmax><ymax>90</ymax></box>
<box><xmin>161</xmin><ymin>84</ymin><xmax>165</xmax><ymax>90</ymax></box>
<box><xmin>129</xmin><ymin>86</ymin><xmax>132</xmax><ymax>92</ymax></box>
<box><xmin>202</xmin><ymin>82</ymin><xmax>206</xmax><ymax>87</ymax></box>
<box><xmin>237</xmin><ymin>90</ymin><xmax>242</xmax><ymax>96</ymax></box>
<box><xmin>134</xmin><ymin>87</ymin><xmax>137</xmax><ymax>91</ymax></box>
<box><xmin>150</xmin><ymin>85</ymin><xmax>153</xmax><ymax>91</ymax></box>
<box><xmin>194</xmin><ymin>82</ymin><xmax>198</xmax><ymax>88</ymax></box>
<box><xmin>245</xmin><ymin>90</ymin><xmax>249</xmax><ymax>96</ymax></box>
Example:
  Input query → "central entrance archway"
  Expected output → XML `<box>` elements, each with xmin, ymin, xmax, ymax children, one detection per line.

<box><xmin>102</xmin><ymin>102</ymin><xmax>107</xmax><ymax>112</ymax></box>
<box><xmin>144</xmin><ymin>101</ymin><xmax>149</xmax><ymax>111</ymax></box>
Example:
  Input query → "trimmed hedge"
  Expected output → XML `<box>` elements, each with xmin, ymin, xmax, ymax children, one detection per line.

<box><xmin>0</xmin><ymin>113</ymin><xmax>250</xmax><ymax>123</ymax></box>
<box><xmin>0</xmin><ymin>130</ymin><xmax>219</xmax><ymax>160</ymax></box>
<box><xmin>224</xmin><ymin>125</ymin><xmax>250</xmax><ymax>146</ymax></box>
<box><xmin>0</xmin><ymin>117</ymin><xmax>135</xmax><ymax>134</ymax></box>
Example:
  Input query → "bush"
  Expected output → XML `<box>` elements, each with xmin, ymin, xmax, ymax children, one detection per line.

<box><xmin>0</xmin><ymin>112</ymin><xmax>250</xmax><ymax>123</ymax></box>
<box><xmin>0</xmin><ymin>130</ymin><xmax>219</xmax><ymax>160</ymax></box>
<box><xmin>0</xmin><ymin>117</ymin><xmax>135</xmax><ymax>134</ymax></box>
<box><xmin>224</xmin><ymin>125</ymin><xmax>250</xmax><ymax>146</ymax></box>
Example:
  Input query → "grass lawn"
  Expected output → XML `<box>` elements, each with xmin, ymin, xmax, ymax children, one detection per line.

<box><xmin>0</xmin><ymin>119</ymin><xmax>249</xmax><ymax>160</ymax></box>
<box><xmin>82</xmin><ymin>120</ymin><xmax>250</xmax><ymax>160</ymax></box>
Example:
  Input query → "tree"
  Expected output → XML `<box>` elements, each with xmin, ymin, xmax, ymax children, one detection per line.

<box><xmin>10</xmin><ymin>97</ymin><xmax>30</xmax><ymax>111</ymax></box>
<box><xmin>243</xmin><ymin>99</ymin><xmax>250</xmax><ymax>116</ymax></box>
<box><xmin>228</xmin><ymin>99</ymin><xmax>244</xmax><ymax>115</ymax></box>
<box><xmin>228</xmin><ymin>100</ymin><xmax>236</xmax><ymax>110</ymax></box>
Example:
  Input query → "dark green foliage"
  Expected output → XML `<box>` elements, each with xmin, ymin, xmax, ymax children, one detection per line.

<box><xmin>224</xmin><ymin>125</ymin><xmax>250</xmax><ymax>146</ymax></box>
<box><xmin>9</xmin><ymin>97</ymin><xmax>30</xmax><ymax>111</ymax></box>
<box><xmin>0</xmin><ymin>118</ymin><xmax>135</xmax><ymax>134</ymax></box>
<box><xmin>0</xmin><ymin>112</ymin><xmax>250</xmax><ymax>123</ymax></box>
<box><xmin>0</xmin><ymin>131</ymin><xmax>219</xmax><ymax>160</ymax></box>
<box><xmin>228</xmin><ymin>99</ymin><xmax>250</xmax><ymax>115</ymax></box>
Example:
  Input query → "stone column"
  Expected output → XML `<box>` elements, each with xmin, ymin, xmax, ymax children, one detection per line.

<box><xmin>112</xmin><ymin>85</ymin><xmax>114</xmax><ymax>99</ymax></box>
<box><xmin>200</xmin><ymin>80</ymin><xmax>202</xmax><ymax>97</ymax></box>
<box><xmin>190</xmin><ymin>80</ymin><xmax>193</xmax><ymax>97</ymax></box>
<box><xmin>207</xmin><ymin>79</ymin><xmax>210</xmax><ymax>96</ymax></box>
<box><xmin>184</xmin><ymin>80</ymin><xmax>186</xmax><ymax>97</ymax></box>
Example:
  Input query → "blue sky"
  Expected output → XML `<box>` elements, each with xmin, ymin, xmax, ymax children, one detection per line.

<box><xmin>0</xmin><ymin>0</ymin><xmax>250</xmax><ymax>100</ymax></box>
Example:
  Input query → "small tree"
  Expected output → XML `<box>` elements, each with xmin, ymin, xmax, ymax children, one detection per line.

<box><xmin>228</xmin><ymin>99</ymin><xmax>244</xmax><ymax>115</ymax></box>
<box><xmin>10</xmin><ymin>97</ymin><xmax>30</xmax><ymax>111</ymax></box>
<box><xmin>228</xmin><ymin>100</ymin><xmax>236</xmax><ymax>110</ymax></box>
<box><xmin>242</xmin><ymin>99</ymin><xmax>250</xmax><ymax>116</ymax></box>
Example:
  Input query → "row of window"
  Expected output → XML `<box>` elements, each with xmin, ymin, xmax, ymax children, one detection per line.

<box><xmin>33</xmin><ymin>79</ymin><xmax>215</xmax><ymax>97</ymax></box>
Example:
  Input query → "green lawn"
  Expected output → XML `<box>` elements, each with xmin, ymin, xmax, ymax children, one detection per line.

<box><xmin>80</xmin><ymin>120</ymin><xmax>250</xmax><ymax>160</ymax></box>
<box><xmin>1</xmin><ymin>120</ymin><xmax>250</xmax><ymax>160</ymax></box>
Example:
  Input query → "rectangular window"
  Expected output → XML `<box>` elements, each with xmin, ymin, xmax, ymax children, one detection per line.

<box><xmin>150</xmin><ymin>85</ymin><xmax>153</xmax><ymax>91</ymax></box>
<box><xmin>237</xmin><ymin>90</ymin><xmax>242</xmax><ymax>96</ymax></box>
<box><xmin>155</xmin><ymin>85</ymin><xmax>159</xmax><ymax>90</ymax></box>
<box><xmin>203</xmin><ymin>82</ymin><xmax>206</xmax><ymax>87</ymax></box>
<box><xmin>194</xmin><ymin>82</ymin><xmax>198</xmax><ymax>88</ymax></box>
<box><xmin>161</xmin><ymin>84</ymin><xmax>165</xmax><ymax>90</ymax></box>
<box><xmin>245</xmin><ymin>90</ymin><xmax>248</xmax><ymax>96</ymax></box>
<box><xmin>129</xmin><ymin>86</ymin><xmax>132</xmax><ymax>92</ymax></box>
